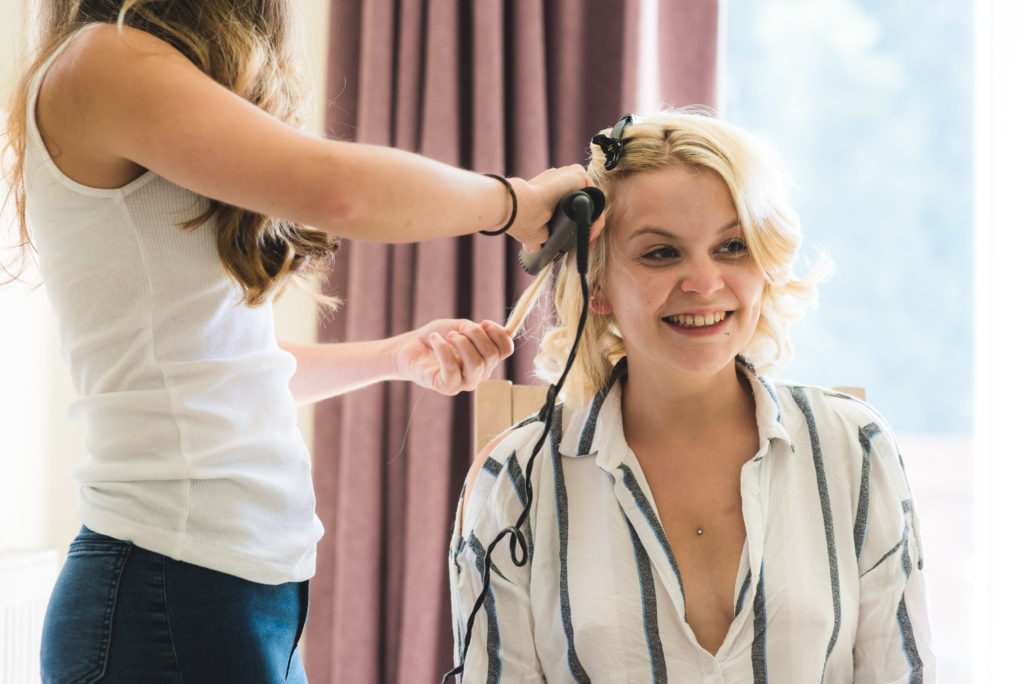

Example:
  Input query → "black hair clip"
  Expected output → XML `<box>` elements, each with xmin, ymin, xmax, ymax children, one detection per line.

<box><xmin>591</xmin><ymin>113</ymin><xmax>637</xmax><ymax>170</ymax></box>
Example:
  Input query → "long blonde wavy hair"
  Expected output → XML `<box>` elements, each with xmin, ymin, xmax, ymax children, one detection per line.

<box><xmin>2</xmin><ymin>0</ymin><xmax>338</xmax><ymax>306</ymax></box>
<box><xmin>508</xmin><ymin>109</ymin><xmax>830</xmax><ymax>408</ymax></box>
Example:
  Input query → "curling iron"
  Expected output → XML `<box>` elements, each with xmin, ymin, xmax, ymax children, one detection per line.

<box><xmin>517</xmin><ymin>187</ymin><xmax>605</xmax><ymax>275</ymax></box>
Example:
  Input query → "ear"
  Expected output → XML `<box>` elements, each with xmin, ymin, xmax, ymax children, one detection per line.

<box><xmin>590</xmin><ymin>284</ymin><xmax>612</xmax><ymax>315</ymax></box>
<box><xmin>588</xmin><ymin>215</ymin><xmax>606</xmax><ymax>248</ymax></box>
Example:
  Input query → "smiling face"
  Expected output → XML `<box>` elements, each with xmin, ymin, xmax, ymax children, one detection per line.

<box><xmin>593</xmin><ymin>165</ymin><xmax>766</xmax><ymax>384</ymax></box>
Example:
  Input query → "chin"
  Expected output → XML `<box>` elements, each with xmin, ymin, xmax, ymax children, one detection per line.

<box><xmin>659</xmin><ymin>350</ymin><xmax>740</xmax><ymax>381</ymax></box>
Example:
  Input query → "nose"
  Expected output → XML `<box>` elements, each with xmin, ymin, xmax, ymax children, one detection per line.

<box><xmin>679</xmin><ymin>254</ymin><xmax>725</xmax><ymax>297</ymax></box>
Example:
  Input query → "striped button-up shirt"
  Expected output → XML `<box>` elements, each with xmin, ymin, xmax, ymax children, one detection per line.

<box><xmin>449</xmin><ymin>360</ymin><xmax>934</xmax><ymax>683</ymax></box>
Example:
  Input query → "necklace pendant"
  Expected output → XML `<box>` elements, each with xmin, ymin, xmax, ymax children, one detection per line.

<box><xmin>696</xmin><ymin>528</ymin><xmax>704</xmax><ymax>536</ymax></box>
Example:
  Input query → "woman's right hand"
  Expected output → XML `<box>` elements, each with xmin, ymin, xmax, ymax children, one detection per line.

<box><xmin>506</xmin><ymin>165</ymin><xmax>595</xmax><ymax>252</ymax></box>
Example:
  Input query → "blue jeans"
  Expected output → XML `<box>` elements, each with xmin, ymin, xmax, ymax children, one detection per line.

<box><xmin>41</xmin><ymin>527</ymin><xmax>309</xmax><ymax>683</ymax></box>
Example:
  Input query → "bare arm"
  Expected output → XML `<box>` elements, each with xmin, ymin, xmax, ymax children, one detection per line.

<box><xmin>37</xmin><ymin>25</ymin><xmax>591</xmax><ymax>247</ymax></box>
<box><xmin>280</xmin><ymin>319</ymin><xmax>514</xmax><ymax>405</ymax></box>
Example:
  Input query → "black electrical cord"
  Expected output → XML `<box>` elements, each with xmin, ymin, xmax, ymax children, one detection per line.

<box><xmin>442</xmin><ymin>194</ymin><xmax>596</xmax><ymax>683</ymax></box>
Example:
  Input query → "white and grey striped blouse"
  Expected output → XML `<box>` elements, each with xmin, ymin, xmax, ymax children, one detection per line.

<box><xmin>449</xmin><ymin>360</ymin><xmax>934</xmax><ymax>683</ymax></box>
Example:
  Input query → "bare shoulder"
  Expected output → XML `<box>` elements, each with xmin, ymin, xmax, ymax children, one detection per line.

<box><xmin>37</xmin><ymin>24</ymin><xmax>209</xmax><ymax>186</ymax></box>
<box><xmin>42</xmin><ymin>24</ymin><xmax>199</xmax><ymax>117</ymax></box>
<box><xmin>57</xmin><ymin>24</ymin><xmax>186</xmax><ymax>71</ymax></box>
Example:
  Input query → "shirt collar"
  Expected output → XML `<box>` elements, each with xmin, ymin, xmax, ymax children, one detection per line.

<box><xmin>556</xmin><ymin>356</ymin><xmax>794</xmax><ymax>464</ymax></box>
<box><xmin>556</xmin><ymin>358</ymin><xmax>628</xmax><ymax>460</ymax></box>
<box><xmin>736</xmin><ymin>356</ymin><xmax>794</xmax><ymax>453</ymax></box>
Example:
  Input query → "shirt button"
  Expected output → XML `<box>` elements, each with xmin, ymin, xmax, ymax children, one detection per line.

<box><xmin>747</xmin><ymin>481</ymin><xmax>760</xmax><ymax>496</ymax></box>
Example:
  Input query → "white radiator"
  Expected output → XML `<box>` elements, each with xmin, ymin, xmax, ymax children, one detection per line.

<box><xmin>0</xmin><ymin>549</ymin><xmax>59</xmax><ymax>684</ymax></box>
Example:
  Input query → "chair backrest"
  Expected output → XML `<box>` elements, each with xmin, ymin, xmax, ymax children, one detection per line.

<box><xmin>473</xmin><ymin>379</ymin><xmax>866</xmax><ymax>454</ymax></box>
<box><xmin>474</xmin><ymin>380</ymin><xmax>549</xmax><ymax>454</ymax></box>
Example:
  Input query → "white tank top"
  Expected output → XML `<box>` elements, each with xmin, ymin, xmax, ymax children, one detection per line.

<box><xmin>23</xmin><ymin>25</ymin><xmax>322</xmax><ymax>584</ymax></box>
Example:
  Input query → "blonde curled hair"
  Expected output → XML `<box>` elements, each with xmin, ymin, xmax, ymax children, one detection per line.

<box><xmin>508</xmin><ymin>108</ymin><xmax>830</xmax><ymax>408</ymax></box>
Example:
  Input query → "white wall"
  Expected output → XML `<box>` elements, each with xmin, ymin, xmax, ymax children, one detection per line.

<box><xmin>274</xmin><ymin>0</ymin><xmax>331</xmax><ymax>463</ymax></box>
<box><xmin>0</xmin><ymin>0</ymin><xmax>328</xmax><ymax>556</ymax></box>
<box><xmin>974</xmin><ymin>0</ymin><xmax>1024</xmax><ymax>679</ymax></box>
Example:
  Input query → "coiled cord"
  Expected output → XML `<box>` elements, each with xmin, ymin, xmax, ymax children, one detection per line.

<box><xmin>442</xmin><ymin>194</ymin><xmax>596</xmax><ymax>683</ymax></box>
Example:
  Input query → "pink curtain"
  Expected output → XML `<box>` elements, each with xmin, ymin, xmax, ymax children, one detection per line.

<box><xmin>308</xmin><ymin>1</ymin><xmax>719</xmax><ymax>682</ymax></box>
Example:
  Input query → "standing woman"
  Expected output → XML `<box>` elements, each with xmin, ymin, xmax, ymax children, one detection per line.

<box><xmin>450</xmin><ymin>110</ymin><xmax>934</xmax><ymax>682</ymax></box>
<box><xmin>3</xmin><ymin>1</ymin><xmax>591</xmax><ymax>682</ymax></box>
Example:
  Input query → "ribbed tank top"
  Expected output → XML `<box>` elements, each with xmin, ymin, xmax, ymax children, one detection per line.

<box><xmin>22</xmin><ymin>25</ymin><xmax>322</xmax><ymax>584</ymax></box>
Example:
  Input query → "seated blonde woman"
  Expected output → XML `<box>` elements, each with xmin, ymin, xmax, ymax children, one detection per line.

<box><xmin>448</xmin><ymin>110</ymin><xmax>934</xmax><ymax>683</ymax></box>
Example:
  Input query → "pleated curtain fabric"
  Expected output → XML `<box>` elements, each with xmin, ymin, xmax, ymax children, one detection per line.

<box><xmin>308</xmin><ymin>1</ymin><xmax>719</xmax><ymax>682</ymax></box>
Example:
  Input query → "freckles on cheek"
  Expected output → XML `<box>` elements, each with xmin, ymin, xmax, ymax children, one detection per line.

<box><xmin>630</xmin><ymin>272</ymin><xmax>660</xmax><ymax>297</ymax></box>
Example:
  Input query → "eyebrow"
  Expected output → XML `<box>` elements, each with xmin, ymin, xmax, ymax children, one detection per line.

<box><xmin>628</xmin><ymin>219</ymin><xmax>741</xmax><ymax>240</ymax></box>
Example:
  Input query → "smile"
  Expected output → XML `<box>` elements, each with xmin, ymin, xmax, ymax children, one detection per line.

<box><xmin>664</xmin><ymin>311</ymin><xmax>729</xmax><ymax>328</ymax></box>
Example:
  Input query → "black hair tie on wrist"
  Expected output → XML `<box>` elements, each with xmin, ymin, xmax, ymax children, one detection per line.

<box><xmin>479</xmin><ymin>173</ymin><xmax>518</xmax><ymax>235</ymax></box>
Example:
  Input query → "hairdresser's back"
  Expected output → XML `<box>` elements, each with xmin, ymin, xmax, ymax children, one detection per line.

<box><xmin>24</xmin><ymin>24</ymin><xmax>321</xmax><ymax>585</ymax></box>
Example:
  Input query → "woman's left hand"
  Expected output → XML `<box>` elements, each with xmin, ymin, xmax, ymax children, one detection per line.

<box><xmin>394</xmin><ymin>319</ymin><xmax>514</xmax><ymax>396</ymax></box>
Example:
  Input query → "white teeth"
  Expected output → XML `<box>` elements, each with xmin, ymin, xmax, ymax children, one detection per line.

<box><xmin>668</xmin><ymin>312</ymin><xmax>727</xmax><ymax>328</ymax></box>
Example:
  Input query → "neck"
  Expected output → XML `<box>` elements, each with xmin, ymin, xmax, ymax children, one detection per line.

<box><xmin>620</xmin><ymin>357</ymin><xmax>756</xmax><ymax>447</ymax></box>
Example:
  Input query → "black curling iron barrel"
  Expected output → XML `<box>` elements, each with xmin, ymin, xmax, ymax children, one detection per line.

<box><xmin>518</xmin><ymin>187</ymin><xmax>605</xmax><ymax>275</ymax></box>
